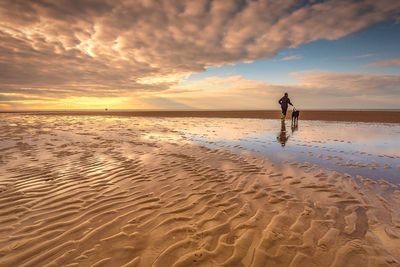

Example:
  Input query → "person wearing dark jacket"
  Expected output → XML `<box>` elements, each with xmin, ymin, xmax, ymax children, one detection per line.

<box><xmin>278</xmin><ymin>92</ymin><xmax>293</xmax><ymax>119</ymax></box>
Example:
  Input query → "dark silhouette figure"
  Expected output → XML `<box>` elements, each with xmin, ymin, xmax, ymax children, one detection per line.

<box><xmin>278</xmin><ymin>92</ymin><xmax>293</xmax><ymax>119</ymax></box>
<box><xmin>277</xmin><ymin>119</ymin><xmax>290</xmax><ymax>147</ymax></box>
<box><xmin>291</xmin><ymin>108</ymin><xmax>300</xmax><ymax>127</ymax></box>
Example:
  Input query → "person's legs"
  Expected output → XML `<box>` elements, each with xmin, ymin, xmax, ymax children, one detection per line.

<box><xmin>281</xmin><ymin>106</ymin><xmax>287</xmax><ymax>119</ymax></box>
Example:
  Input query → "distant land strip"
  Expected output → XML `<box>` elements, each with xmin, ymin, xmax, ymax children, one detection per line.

<box><xmin>1</xmin><ymin>110</ymin><xmax>400</xmax><ymax>123</ymax></box>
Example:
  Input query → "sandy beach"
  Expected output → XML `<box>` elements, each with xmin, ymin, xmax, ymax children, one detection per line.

<box><xmin>0</xmin><ymin>114</ymin><xmax>400</xmax><ymax>267</ymax></box>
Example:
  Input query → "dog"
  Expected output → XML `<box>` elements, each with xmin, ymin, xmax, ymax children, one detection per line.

<box><xmin>291</xmin><ymin>108</ymin><xmax>300</xmax><ymax>127</ymax></box>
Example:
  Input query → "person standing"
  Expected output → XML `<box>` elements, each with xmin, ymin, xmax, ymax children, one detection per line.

<box><xmin>278</xmin><ymin>92</ymin><xmax>293</xmax><ymax>119</ymax></box>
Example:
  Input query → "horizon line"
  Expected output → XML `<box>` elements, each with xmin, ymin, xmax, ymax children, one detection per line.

<box><xmin>2</xmin><ymin>108</ymin><xmax>400</xmax><ymax>112</ymax></box>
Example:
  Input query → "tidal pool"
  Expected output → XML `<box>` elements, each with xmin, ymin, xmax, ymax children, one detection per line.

<box><xmin>177</xmin><ymin>118</ymin><xmax>400</xmax><ymax>183</ymax></box>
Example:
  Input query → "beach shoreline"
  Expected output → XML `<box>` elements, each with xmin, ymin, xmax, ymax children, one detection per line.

<box><xmin>1</xmin><ymin>110</ymin><xmax>400</xmax><ymax>123</ymax></box>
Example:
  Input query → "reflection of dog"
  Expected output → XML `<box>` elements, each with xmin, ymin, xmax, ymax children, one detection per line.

<box><xmin>291</xmin><ymin>109</ymin><xmax>300</xmax><ymax>126</ymax></box>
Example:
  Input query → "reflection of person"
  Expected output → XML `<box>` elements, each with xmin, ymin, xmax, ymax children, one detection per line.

<box><xmin>277</xmin><ymin>119</ymin><xmax>290</xmax><ymax>147</ymax></box>
<box><xmin>278</xmin><ymin>92</ymin><xmax>293</xmax><ymax>119</ymax></box>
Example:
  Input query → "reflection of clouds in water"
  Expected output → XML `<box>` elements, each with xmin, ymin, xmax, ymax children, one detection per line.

<box><xmin>161</xmin><ymin>118</ymin><xmax>276</xmax><ymax>141</ymax></box>
<box><xmin>157</xmin><ymin>117</ymin><xmax>399</xmax><ymax>182</ymax></box>
<box><xmin>167</xmin><ymin>118</ymin><xmax>400</xmax><ymax>158</ymax></box>
<box><xmin>1</xmin><ymin>114</ymin><xmax>399</xmax><ymax>182</ymax></box>
<box><xmin>291</xmin><ymin>121</ymin><xmax>398</xmax><ymax>145</ymax></box>
<box><xmin>2</xmin><ymin>115</ymin><xmax>399</xmax><ymax>158</ymax></box>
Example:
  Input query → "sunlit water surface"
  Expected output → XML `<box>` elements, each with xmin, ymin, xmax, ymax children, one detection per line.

<box><xmin>1</xmin><ymin>115</ymin><xmax>399</xmax><ymax>184</ymax></box>
<box><xmin>173</xmin><ymin>118</ymin><xmax>400</xmax><ymax>183</ymax></box>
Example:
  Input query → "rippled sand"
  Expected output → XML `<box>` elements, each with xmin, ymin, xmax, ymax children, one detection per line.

<box><xmin>1</xmin><ymin>115</ymin><xmax>400</xmax><ymax>266</ymax></box>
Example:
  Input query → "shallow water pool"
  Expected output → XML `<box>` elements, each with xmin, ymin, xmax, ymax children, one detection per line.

<box><xmin>176</xmin><ymin>118</ymin><xmax>400</xmax><ymax>183</ymax></box>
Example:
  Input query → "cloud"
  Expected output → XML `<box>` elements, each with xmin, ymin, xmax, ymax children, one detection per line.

<box><xmin>0</xmin><ymin>93</ymin><xmax>43</xmax><ymax>101</ymax></box>
<box><xmin>352</xmin><ymin>53</ymin><xmax>376</xmax><ymax>59</ymax></box>
<box><xmin>2</xmin><ymin>71</ymin><xmax>399</xmax><ymax>109</ymax></box>
<box><xmin>289</xmin><ymin>71</ymin><xmax>400</xmax><ymax>96</ymax></box>
<box><xmin>1</xmin><ymin>0</ymin><xmax>400</xmax><ymax>107</ymax></box>
<box><xmin>364</xmin><ymin>58</ymin><xmax>400</xmax><ymax>67</ymax></box>
<box><xmin>340</xmin><ymin>53</ymin><xmax>377</xmax><ymax>60</ymax></box>
<box><xmin>156</xmin><ymin>72</ymin><xmax>400</xmax><ymax>109</ymax></box>
<box><xmin>139</xmin><ymin>96</ymin><xmax>194</xmax><ymax>110</ymax></box>
<box><xmin>281</xmin><ymin>55</ymin><xmax>303</xmax><ymax>61</ymax></box>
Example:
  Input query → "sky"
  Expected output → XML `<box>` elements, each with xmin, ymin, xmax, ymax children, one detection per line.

<box><xmin>1</xmin><ymin>0</ymin><xmax>400</xmax><ymax>110</ymax></box>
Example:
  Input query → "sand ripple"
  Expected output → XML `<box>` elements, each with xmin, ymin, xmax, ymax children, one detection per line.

<box><xmin>0</xmin><ymin>115</ymin><xmax>399</xmax><ymax>266</ymax></box>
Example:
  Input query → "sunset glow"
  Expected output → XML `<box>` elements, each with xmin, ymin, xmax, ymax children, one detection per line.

<box><xmin>1</xmin><ymin>0</ymin><xmax>399</xmax><ymax>110</ymax></box>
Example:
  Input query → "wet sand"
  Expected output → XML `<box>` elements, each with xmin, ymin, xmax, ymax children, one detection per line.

<box><xmin>1</xmin><ymin>115</ymin><xmax>400</xmax><ymax>266</ymax></box>
<box><xmin>2</xmin><ymin>110</ymin><xmax>400</xmax><ymax>123</ymax></box>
